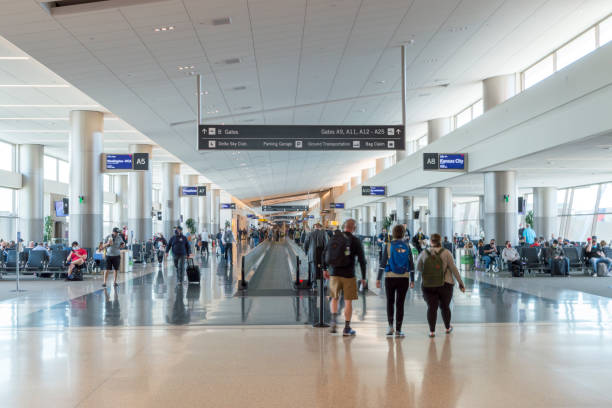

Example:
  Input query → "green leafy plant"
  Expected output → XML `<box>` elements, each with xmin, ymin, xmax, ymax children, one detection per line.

<box><xmin>525</xmin><ymin>210</ymin><xmax>534</xmax><ymax>228</ymax></box>
<box><xmin>43</xmin><ymin>216</ymin><xmax>54</xmax><ymax>242</ymax></box>
<box><xmin>185</xmin><ymin>218</ymin><xmax>196</xmax><ymax>234</ymax></box>
<box><xmin>225</xmin><ymin>220</ymin><xmax>231</xmax><ymax>229</ymax></box>
<box><xmin>382</xmin><ymin>216</ymin><xmax>393</xmax><ymax>231</ymax></box>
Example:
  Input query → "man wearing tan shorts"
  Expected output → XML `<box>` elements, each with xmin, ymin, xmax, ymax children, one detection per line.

<box><xmin>323</xmin><ymin>219</ymin><xmax>367</xmax><ymax>336</ymax></box>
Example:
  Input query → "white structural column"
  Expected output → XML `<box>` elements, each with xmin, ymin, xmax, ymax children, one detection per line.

<box><xmin>161</xmin><ymin>163</ymin><xmax>180</xmax><ymax>236</ymax></box>
<box><xmin>211</xmin><ymin>189</ymin><xmax>221</xmax><ymax>234</ymax></box>
<box><xmin>483</xmin><ymin>74</ymin><xmax>516</xmax><ymax>111</ymax></box>
<box><xmin>533</xmin><ymin>187</ymin><xmax>557</xmax><ymax>239</ymax></box>
<box><xmin>351</xmin><ymin>208</ymin><xmax>359</xmax><ymax>225</ymax></box>
<box><xmin>128</xmin><ymin>144</ymin><xmax>153</xmax><ymax>242</ymax></box>
<box><xmin>18</xmin><ymin>144</ymin><xmax>44</xmax><ymax>242</ymax></box>
<box><xmin>69</xmin><ymin>110</ymin><xmax>104</xmax><ymax>251</ymax></box>
<box><xmin>484</xmin><ymin>171</ymin><xmax>518</xmax><ymax>245</ymax></box>
<box><xmin>182</xmin><ymin>174</ymin><xmax>199</xmax><ymax>228</ymax></box>
<box><xmin>361</xmin><ymin>206</ymin><xmax>371</xmax><ymax>236</ymax></box>
<box><xmin>375</xmin><ymin>202</ymin><xmax>386</xmax><ymax>234</ymax></box>
<box><xmin>428</xmin><ymin>187</ymin><xmax>453</xmax><ymax>239</ymax></box>
<box><xmin>478</xmin><ymin>195</ymin><xmax>485</xmax><ymax>233</ymax></box>
<box><xmin>114</xmin><ymin>175</ymin><xmax>128</xmax><ymax>228</ymax></box>
<box><xmin>360</xmin><ymin>169</ymin><xmax>371</xmax><ymax>184</ymax></box>
<box><xmin>375</xmin><ymin>158</ymin><xmax>386</xmax><ymax>174</ymax></box>
<box><xmin>427</xmin><ymin>117</ymin><xmax>451</xmax><ymax>144</ymax></box>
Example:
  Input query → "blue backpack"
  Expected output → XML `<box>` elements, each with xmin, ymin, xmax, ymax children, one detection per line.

<box><xmin>386</xmin><ymin>240</ymin><xmax>411</xmax><ymax>274</ymax></box>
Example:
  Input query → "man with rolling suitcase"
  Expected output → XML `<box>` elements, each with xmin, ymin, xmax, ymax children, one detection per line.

<box><xmin>166</xmin><ymin>226</ymin><xmax>191</xmax><ymax>285</ymax></box>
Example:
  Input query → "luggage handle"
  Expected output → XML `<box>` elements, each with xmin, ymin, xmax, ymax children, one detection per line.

<box><xmin>187</xmin><ymin>257</ymin><xmax>195</xmax><ymax>267</ymax></box>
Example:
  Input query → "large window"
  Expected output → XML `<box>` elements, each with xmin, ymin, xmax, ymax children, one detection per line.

<box><xmin>522</xmin><ymin>15</ymin><xmax>611</xmax><ymax>90</ymax></box>
<box><xmin>523</xmin><ymin>55</ymin><xmax>554</xmax><ymax>89</ymax></box>
<box><xmin>0</xmin><ymin>187</ymin><xmax>13</xmax><ymax>212</ymax></box>
<box><xmin>556</xmin><ymin>28</ymin><xmax>596</xmax><ymax>70</ymax></box>
<box><xmin>58</xmin><ymin>160</ymin><xmax>69</xmax><ymax>183</ymax></box>
<box><xmin>43</xmin><ymin>156</ymin><xmax>57</xmax><ymax>181</ymax></box>
<box><xmin>600</xmin><ymin>15</ymin><xmax>612</xmax><ymax>46</ymax></box>
<box><xmin>0</xmin><ymin>141</ymin><xmax>13</xmax><ymax>172</ymax></box>
<box><xmin>453</xmin><ymin>99</ymin><xmax>483</xmax><ymax>130</ymax></box>
<box><xmin>570</xmin><ymin>185</ymin><xmax>599</xmax><ymax>214</ymax></box>
<box><xmin>103</xmin><ymin>175</ymin><xmax>111</xmax><ymax>192</ymax></box>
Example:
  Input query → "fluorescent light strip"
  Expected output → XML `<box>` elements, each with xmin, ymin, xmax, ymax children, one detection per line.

<box><xmin>0</xmin><ymin>117</ymin><xmax>119</xmax><ymax>121</ymax></box>
<box><xmin>0</xmin><ymin>104</ymin><xmax>100</xmax><ymax>108</ymax></box>
<box><xmin>0</xmin><ymin>84</ymin><xmax>70</xmax><ymax>88</ymax></box>
<box><xmin>0</xmin><ymin>57</ymin><xmax>29</xmax><ymax>60</ymax></box>
<box><xmin>0</xmin><ymin>130</ymin><xmax>137</xmax><ymax>133</ymax></box>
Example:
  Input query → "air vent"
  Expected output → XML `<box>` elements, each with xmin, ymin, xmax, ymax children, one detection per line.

<box><xmin>232</xmin><ymin>86</ymin><xmax>247</xmax><ymax>91</ymax></box>
<box><xmin>220</xmin><ymin>57</ymin><xmax>241</xmax><ymax>65</ymax></box>
<box><xmin>41</xmin><ymin>0</ymin><xmax>170</xmax><ymax>15</ymax></box>
<box><xmin>212</xmin><ymin>17</ymin><xmax>232</xmax><ymax>26</ymax></box>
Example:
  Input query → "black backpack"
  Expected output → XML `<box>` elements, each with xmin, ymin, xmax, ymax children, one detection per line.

<box><xmin>325</xmin><ymin>231</ymin><xmax>352</xmax><ymax>268</ymax></box>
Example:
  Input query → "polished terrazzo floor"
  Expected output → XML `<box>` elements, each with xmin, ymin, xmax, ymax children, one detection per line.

<box><xmin>1</xmin><ymin>241</ymin><xmax>612</xmax><ymax>407</ymax></box>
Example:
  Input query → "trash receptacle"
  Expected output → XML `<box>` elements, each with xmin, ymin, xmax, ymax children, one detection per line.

<box><xmin>455</xmin><ymin>248</ymin><xmax>474</xmax><ymax>272</ymax></box>
<box><xmin>119</xmin><ymin>249</ymin><xmax>131</xmax><ymax>273</ymax></box>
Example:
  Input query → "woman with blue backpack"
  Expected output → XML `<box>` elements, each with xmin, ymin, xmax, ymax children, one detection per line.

<box><xmin>376</xmin><ymin>224</ymin><xmax>415</xmax><ymax>338</ymax></box>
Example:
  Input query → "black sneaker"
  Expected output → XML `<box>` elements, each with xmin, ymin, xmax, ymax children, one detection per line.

<box><xmin>343</xmin><ymin>327</ymin><xmax>356</xmax><ymax>336</ymax></box>
<box><xmin>330</xmin><ymin>323</ymin><xmax>337</xmax><ymax>334</ymax></box>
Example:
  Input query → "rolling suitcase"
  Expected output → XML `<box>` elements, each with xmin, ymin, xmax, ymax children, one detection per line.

<box><xmin>186</xmin><ymin>258</ymin><xmax>200</xmax><ymax>284</ymax></box>
<box><xmin>551</xmin><ymin>258</ymin><xmax>567</xmax><ymax>276</ymax></box>
<box><xmin>597</xmin><ymin>262</ymin><xmax>608</xmax><ymax>277</ymax></box>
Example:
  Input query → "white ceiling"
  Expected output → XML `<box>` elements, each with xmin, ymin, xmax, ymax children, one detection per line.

<box><xmin>0</xmin><ymin>0</ymin><xmax>609</xmax><ymax>199</ymax></box>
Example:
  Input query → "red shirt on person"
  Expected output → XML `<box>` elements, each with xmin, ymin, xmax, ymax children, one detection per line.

<box><xmin>70</xmin><ymin>248</ymin><xmax>87</xmax><ymax>262</ymax></box>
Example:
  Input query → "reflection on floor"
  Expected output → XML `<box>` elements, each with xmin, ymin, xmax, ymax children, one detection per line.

<box><xmin>1</xmin><ymin>240</ymin><xmax>612</xmax><ymax>406</ymax></box>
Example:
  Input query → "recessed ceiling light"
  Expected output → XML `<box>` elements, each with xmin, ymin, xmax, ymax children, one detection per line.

<box><xmin>0</xmin><ymin>56</ymin><xmax>29</xmax><ymax>60</ymax></box>
<box><xmin>376</xmin><ymin>80</ymin><xmax>386</xmax><ymax>85</ymax></box>
<box><xmin>154</xmin><ymin>26</ymin><xmax>175</xmax><ymax>32</ymax></box>
<box><xmin>355</xmin><ymin>108</ymin><xmax>366</xmax><ymax>113</ymax></box>
<box><xmin>423</xmin><ymin>58</ymin><xmax>438</xmax><ymax>64</ymax></box>
<box><xmin>447</xmin><ymin>26</ymin><xmax>468</xmax><ymax>33</ymax></box>
<box><xmin>177</xmin><ymin>65</ymin><xmax>195</xmax><ymax>71</ymax></box>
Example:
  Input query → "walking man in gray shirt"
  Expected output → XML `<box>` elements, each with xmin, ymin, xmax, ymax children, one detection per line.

<box><xmin>103</xmin><ymin>227</ymin><xmax>125</xmax><ymax>287</ymax></box>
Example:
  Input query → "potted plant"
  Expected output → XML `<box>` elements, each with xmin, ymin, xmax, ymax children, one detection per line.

<box><xmin>43</xmin><ymin>216</ymin><xmax>54</xmax><ymax>242</ymax></box>
<box><xmin>525</xmin><ymin>210</ymin><xmax>534</xmax><ymax>228</ymax></box>
<box><xmin>185</xmin><ymin>218</ymin><xmax>196</xmax><ymax>234</ymax></box>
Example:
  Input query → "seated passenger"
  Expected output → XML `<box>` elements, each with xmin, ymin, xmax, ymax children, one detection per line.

<box><xmin>585</xmin><ymin>236</ymin><xmax>612</xmax><ymax>276</ymax></box>
<box><xmin>530</xmin><ymin>238</ymin><xmax>541</xmax><ymax>248</ymax></box>
<box><xmin>502</xmin><ymin>241</ymin><xmax>522</xmax><ymax>276</ymax></box>
<box><xmin>66</xmin><ymin>241</ymin><xmax>87</xmax><ymax>280</ymax></box>
<box><xmin>94</xmin><ymin>242</ymin><xmax>105</xmax><ymax>266</ymax></box>
<box><xmin>481</xmin><ymin>239</ymin><xmax>499</xmax><ymax>271</ymax></box>
<box><xmin>32</xmin><ymin>242</ymin><xmax>49</xmax><ymax>254</ymax></box>
<box><xmin>549</xmin><ymin>240</ymin><xmax>570</xmax><ymax>275</ymax></box>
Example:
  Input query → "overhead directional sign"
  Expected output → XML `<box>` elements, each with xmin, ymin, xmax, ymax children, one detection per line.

<box><xmin>330</xmin><ymin>203</ymin><xmax>345</xmax><ymax>209</ymax></box>
<box><xmin>198</xmin><ymin>124</ymin><xmax>405</xmax><ymax>151</ymax></box>
<box><xmin>103</xmin><ymin>153</ymin><xmax>149</xmax><ymax>171</ymax></box>
<box><xmin>362</xmin><ymin>186</ymin><xmax>387</xmax><ymax>196</ymax></box>
<box><xmin>423</xmin><ymin>153</ymin><xmax>467</xmax><ymax>171</ymax></box>
<box><xmin>181</xmin><ymin>186</ymin><xmax>197</xmax><ymax>196</ymax></box>
<box><xmin>262</xmin><ymin>205</ymin><xmax>309</xmax><ymax>212</ymax></box>
<box><xmin>221</xmin><ymin>203</ymin><xmax>236</xmax><ymax>209</ymax></box>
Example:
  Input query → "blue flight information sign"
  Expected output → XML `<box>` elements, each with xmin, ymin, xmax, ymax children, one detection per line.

<box><xmin>181</xmin><ymin>187</ymin><xmax>197</xmax><ymax>196</ymax></box>
<box><xmin>439</xmin><ymin>154</ymin><xmax>466</xmax><ymax>170</ymax></box>
<box><xmin>330</xmin><ymin>203</ymin><xmax>345</xmax><ymax>209</ymax></box>
<box><xmin>361</xmin><ymin>186</ymin><xmax>386</xmax><ymax>196</ymax></box>
<box><xmin>106</xmin><ymin>154</ymin><xmax>132</xmax><ymax>170</ymax></box>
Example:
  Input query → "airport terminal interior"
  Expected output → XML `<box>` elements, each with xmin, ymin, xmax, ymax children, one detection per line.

<box><xmin>0</xmin><ymin>0</ymin><xmax>611</xmax><ymax>407</ymax></box>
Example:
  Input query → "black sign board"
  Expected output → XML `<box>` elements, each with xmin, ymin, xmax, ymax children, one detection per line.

<box><xmin>221</xmin><ymin>203</ymin><xmax>236</xmax><ymax>210</ymax></box>
<box><xmin>423</xmin><ymin>153</ymin><xmax>467</xmax><ymax>171</ymax></box>
<box><xmin>133</xmin><ymin>153</ymin><xmax>149</xmax><ymax>170</ymax></box>
<box><xmin>262</xmin><ymin>205</ymin><xmax>309</xmax><ymax>212</ymax></box>
<box><xmin>157</xmin><ymin>211</ymin><xmax>162</xmax><ymax>221</ymax></box>
<box><xmin>197</xmin><ymin>186</ymin><xmax>207</xmax><ymax>196</ymax></box>
<box><xmin>361</xmin><ymin>186</ymin><xmax>386</xmax><ymax>196</ymax></box>
<box><xmin>62</xmin><ymin>197</ymin><xmax>69</xmax><ymax>215</ymax></box>
<box><xmin>423</xmin><ymin>153</ymin><xmax>439</xmax><ymax>170</ymax></box>
<box><xmin>198</xmin><ymin>124</ymin><xmax>405</xmax><ymax>151</ymax></box>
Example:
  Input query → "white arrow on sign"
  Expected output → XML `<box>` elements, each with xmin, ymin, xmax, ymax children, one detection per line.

<box><xmin>395</xmin><ymin>129</ymin><xmax>402</xmax><ymax>135</ymax></box>
<box><xmin>201</xmin><ymin>128</ymin><xmax>207</xmax><ymax>134</ymax></box>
